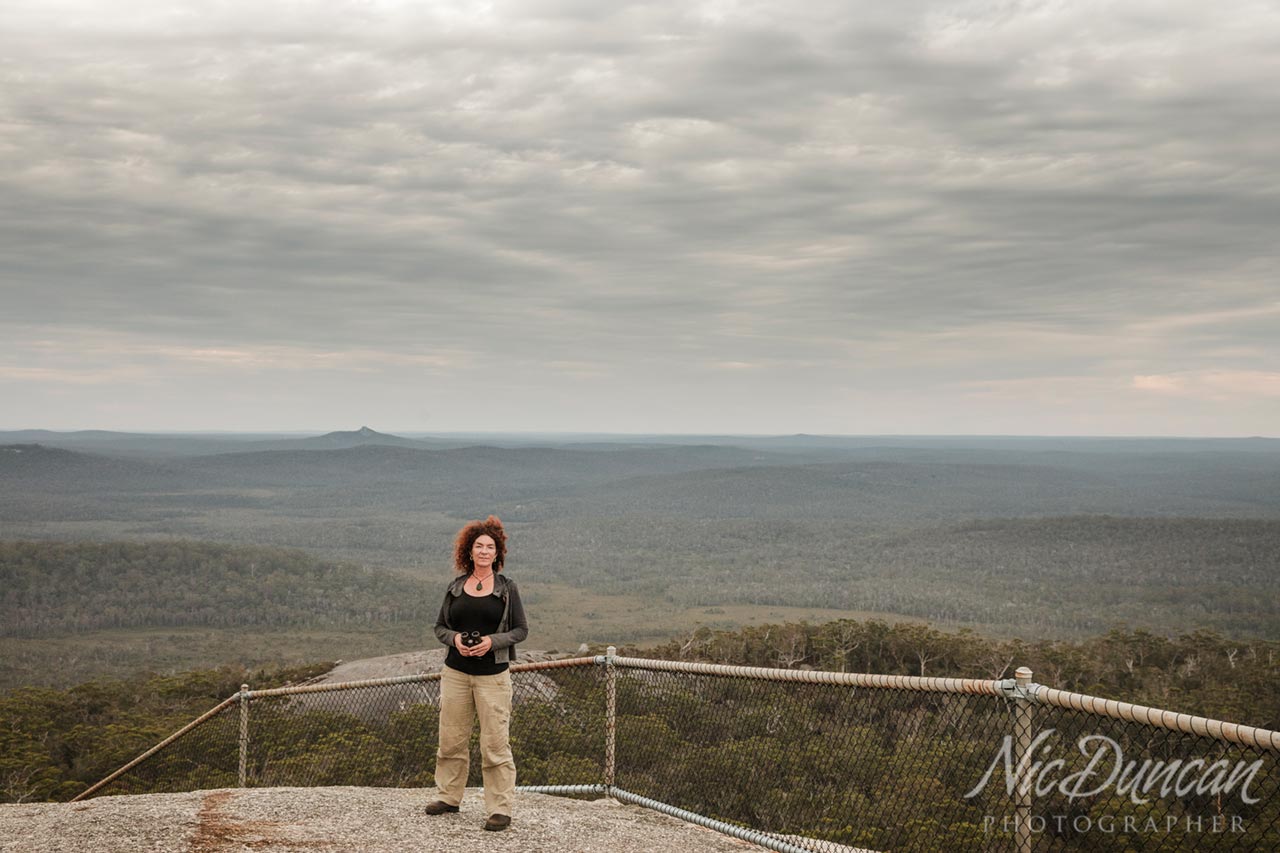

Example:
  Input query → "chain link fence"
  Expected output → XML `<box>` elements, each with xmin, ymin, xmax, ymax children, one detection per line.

<box><xmin>604</xmin><ymin>659</ymin><xmax>1280</xmax><ymax>852</ymax></box>
<box><xmin>73</xmin><ymin>654</ymin><xmax>1280</xmax><ymax>852</ymax></box>
<box><xmin>78</xmin><ymin>659</ymin><xmax>602</xmax><ymax>798</ymax></box>
<box><xmin>1007</xmin><ymin>682</ymin><xmax>1280</xmax><ymax>853</ymax></box>
<box><xmin>607</xmin><ymin>659</ymin><xmax>1011</xmax><ymax>852</ymax></box>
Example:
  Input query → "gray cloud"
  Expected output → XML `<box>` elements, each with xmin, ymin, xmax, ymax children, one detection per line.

<box><xmin>2</xmin><ymin>0</ymin><xmax>1278</xmax><ymax>432</ymax></box>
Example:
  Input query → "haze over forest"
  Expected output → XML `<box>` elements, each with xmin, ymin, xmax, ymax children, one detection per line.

<box><xmin>3</xmin><ymin>427</ymin><xmax>1278</xmax><ymax>692</ymax></box>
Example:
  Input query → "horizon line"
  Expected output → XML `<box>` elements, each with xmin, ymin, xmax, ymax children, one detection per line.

<box><xmin>1</xmin><ymin>428</ymin><xmax>1276</xmax><ymax>441</ymax></box>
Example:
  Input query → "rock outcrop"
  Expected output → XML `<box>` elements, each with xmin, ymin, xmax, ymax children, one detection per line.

<box><xmin>0</xmin><ymin>787</ymin><xmax>768</xmax><ymax>853</ymax></box>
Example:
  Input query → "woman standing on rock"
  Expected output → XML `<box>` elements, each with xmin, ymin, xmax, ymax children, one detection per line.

<box><xmin>424</xmin><ymin>515</ymin><xmax>528</xmax><ymax>832</ymax></box>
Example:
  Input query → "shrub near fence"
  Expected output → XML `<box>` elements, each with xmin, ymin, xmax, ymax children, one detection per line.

<box><xmin>76</xmin><ymin>654</ymin><xmax>1280</xmax><ymax>853</ymax></box>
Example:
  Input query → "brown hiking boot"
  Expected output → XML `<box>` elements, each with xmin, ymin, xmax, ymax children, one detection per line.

<box><xmin>483</xmin><ymin>814</ymin><xmax>511</xmax><ymax>832</ymax></box>
<box><xmin>423</xmin><ymin>801</ymin><xmax>459</xmax><ymax>816</ymax></box>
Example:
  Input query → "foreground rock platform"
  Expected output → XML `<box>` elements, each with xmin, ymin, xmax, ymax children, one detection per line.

<box><xmin>0</xmin><ymin>787</ymin><xmax>769</xmax><ymax>853</ymax></box>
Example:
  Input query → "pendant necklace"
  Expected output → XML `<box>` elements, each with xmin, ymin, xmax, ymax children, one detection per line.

<box><xmin>473</xmin><ymin>572</ymin><xmax>493</xmax><ymax>591</ymax></box>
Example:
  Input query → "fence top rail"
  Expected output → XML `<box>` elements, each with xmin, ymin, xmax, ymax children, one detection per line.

<box><xmin>608</xmin><ymin>655</ymin><xmax>1005</xmax><ymax>695</ymax></box>
<box><xmin>1029</xmin><ymin>684</ymin><xmax>1280</xmax><ymax>752</ymax></box>
<box><xmin>242</xmin><ymin>655</ymin><xmax>599</xmax><ymax>699</ymax></box>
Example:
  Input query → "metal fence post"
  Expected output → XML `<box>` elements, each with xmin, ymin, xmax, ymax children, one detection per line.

<box><xmin>238</xmin><ymin>683</ymin><xmax>250</xmax><ymax>788</ymax></box>
<box><xmin>605</xmin><ymin>645</ymin><xmax>616</xmax><ymax>791</ymax></box>
<box><xmin>1013</xmin><ymin>666</ymin><xmax>1034</xmax><ymax>853</ymax></box>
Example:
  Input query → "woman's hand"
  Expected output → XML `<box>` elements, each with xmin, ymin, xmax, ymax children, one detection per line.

<box><xmin>453</xmin><ymin>633</ymin><xmax>492</xmax><ymax>656</ymax></box>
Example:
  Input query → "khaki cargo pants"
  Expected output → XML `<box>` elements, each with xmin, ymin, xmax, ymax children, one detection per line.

<box><xmin>434</xmin><ymin>666</ymin><xmax>516</xmax><ymax>816</ymax></box>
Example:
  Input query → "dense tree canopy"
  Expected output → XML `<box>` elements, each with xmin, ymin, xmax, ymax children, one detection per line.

<box><xmin>1</xmin><ymin>540</ymin><xmax>429</xmax><ymax>637</ymax></box>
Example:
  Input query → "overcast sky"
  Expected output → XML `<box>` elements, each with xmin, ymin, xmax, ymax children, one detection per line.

<box><xmin>3</xmin><ymin>0</ymin><xmax>1278</xmax><ymax>435</ymax></box>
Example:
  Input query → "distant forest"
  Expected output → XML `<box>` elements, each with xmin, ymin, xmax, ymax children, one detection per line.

<box><xmin>2</xmin><ymin>534</ymin><xmax>1278</xmax><ymax>699</ymax></box>
<box><xmin>515</xmin><ymin>514</ymin><xmax>1280</xmax><ymax>636</ymax></box>
<box><xmin>4</xmin><ymin>515</ymin><xmax>1276</xmax><ymax>648</ymax></box>
<box><xmin>2</xmin><ymin>434</ymin><xmax>1278</xmax><ymax>686</ymax></box>
<box><xmin>0</xmin><ymin>540</ymin><xmax>428</xmax><ymax>637</ymax></box>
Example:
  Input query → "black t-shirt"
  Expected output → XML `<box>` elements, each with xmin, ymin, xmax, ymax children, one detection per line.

<box><xmin>444</xmin><ymin>590</ymin><xmax>508</xmax><ymax>675</ymax></box>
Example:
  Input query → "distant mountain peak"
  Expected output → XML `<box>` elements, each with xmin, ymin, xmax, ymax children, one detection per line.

<box><xmin>319</xmin><ymin>426</ymin><xmax>389</xmax><ymax>440</ymax></box>
<box><xmin>301</xmin><ymin>426</ymin><xmax>421</xmax><ymax>449</ymax></box>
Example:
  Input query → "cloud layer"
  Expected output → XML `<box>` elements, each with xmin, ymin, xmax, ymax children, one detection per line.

<box><xmin>3</xmin><ymin>0</ymin><xmax>1278</xmax><ymax>433</ymax></box>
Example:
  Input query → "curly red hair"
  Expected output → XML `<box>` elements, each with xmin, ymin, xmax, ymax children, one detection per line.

<box><xmin>452</xmin><ymin>515</ymin><xmax>508</xmax><ymax>574</ymax></box>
